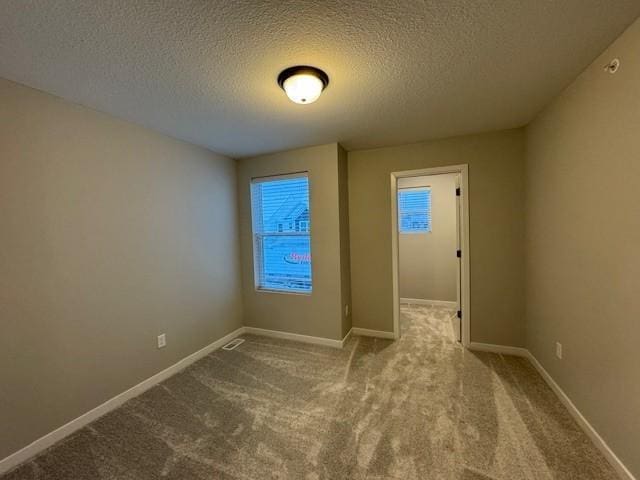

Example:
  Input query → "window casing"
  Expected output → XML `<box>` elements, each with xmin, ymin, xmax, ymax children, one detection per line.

<box><xmin>250</xmin><ymin>173</ymin><xmax>312</xmax><ymax>293</ymax></box>
<box><xmin>398</xmin><ymin>187</ymin><xmax>432</xmax><ymax>233</ymax></box>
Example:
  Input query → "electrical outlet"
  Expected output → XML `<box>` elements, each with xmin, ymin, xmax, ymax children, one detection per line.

<box><xmin>157</xmin><ymin>333</ymin><xmax>166</xmax><ymax>349</ymax></box>
<box><xmin>345</xmin><ymin>304</ymin><xmax>350</xmax><ymax>316</ymax></box>
<box><xmin>556</xmin><ymin>342</ymin><xmax>562</xmax><ymax>359</ymax></box>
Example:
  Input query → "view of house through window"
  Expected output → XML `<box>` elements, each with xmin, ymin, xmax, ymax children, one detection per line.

<box><xmin>398</xmin><ymin>187</ymin><xmax>432</xmax><ymax>233</ymax></box>
<box><xmin>250</xmin><ymin>173</ymin><xmax>312</xmax><ymax>293</ymax></box>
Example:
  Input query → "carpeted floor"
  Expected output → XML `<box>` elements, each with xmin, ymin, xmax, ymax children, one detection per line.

<box><xmin>3</xmin><ymin>305</ymin><xmax>617</xmax><ymax>479</ymax></box>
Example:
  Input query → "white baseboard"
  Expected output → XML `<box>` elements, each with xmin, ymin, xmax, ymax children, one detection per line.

<box><xmin>341</xmin><ymin>328</ymin><xmax>353</xmax><ymax>347</ymax></box>
<box><xmin>0</xmin><ymin>326</ymin><xmax>245</xmax><ymax>476</ymax></box>
<box><xmin>466</xmin><ymin>341</ymin><xmax>635</xmax><ymax>480</ymax></box>
<box><xmin>400</xmin><ymin>298</ymin><xmax>457</xmax><ymax>308</ymax></box>
<box><xmin>3</xmin><ymin>330</ymin><xmax>633</xmax><ymax>480</ymax></box>
<box><xmin>467</xmin><ymin>342</ymin><xmax>529</xmax><ymax>357</ymax></box>
<box><xmin>351</xmin><ymin>327</ymin><xmax>395</xmax><ymax>339</ymax></box>
<box><xmin>242</xmin><ymin>326</ymin><xmax>344</xmax><ymax>348</ymax></box>
<box><xmin>525</xmin><ymin>352</ymin><xmax>636</xmax><ymax>480</ymax></box>
<box><xmin>0</xmin><ymin>324</ymin><xmax>350</xmax><ymax>475</ymax></box>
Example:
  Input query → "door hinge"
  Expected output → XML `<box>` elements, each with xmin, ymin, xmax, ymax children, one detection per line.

<box><xmin>456</xmin><ymin>249</ymin><xmax>461</xmax><ymax>258</ymax></box>
<box><xmin>456</xmin><ymin>187</ymin><xmax>461</xmax><ymax>196</ymax></box>
<box><xmin>457</xmin><ymin>310</ymin><xmax>462</xmax><ymax>319</ymax></box>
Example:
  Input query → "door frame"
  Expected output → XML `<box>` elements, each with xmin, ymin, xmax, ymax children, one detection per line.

<box><xmin>390</xmin><ymin>164</ymin><xmax>471</xmax><ymax>346</ymax></box>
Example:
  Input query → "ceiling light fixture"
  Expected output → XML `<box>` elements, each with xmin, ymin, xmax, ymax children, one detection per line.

<box><xmin>277</xmin><ymin>66</ymin><xmax>329</xmax><ymax>105</ymax></box>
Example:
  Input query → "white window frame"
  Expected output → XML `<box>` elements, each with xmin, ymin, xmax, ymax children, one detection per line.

<box><xmin>250</xmin><ymin>172</ymin><xmax>312</xmax><ymax>295</ymax></box>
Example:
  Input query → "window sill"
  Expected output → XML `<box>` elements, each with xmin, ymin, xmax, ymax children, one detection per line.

<box><xmin>255</xmin><ymin>287</ymin><xmax>312</xmax><ymax>296</ymax></box>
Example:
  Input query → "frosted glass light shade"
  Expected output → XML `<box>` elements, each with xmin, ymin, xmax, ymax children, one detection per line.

<box><xmin>283</xmin><ymin>73</ymin><xmax>324</xmax><ymax>104</ymax></box>
<box><xmin>278</xmin><ymin>66</ymin><xmax>329</xmax><ymax>105</ymax></box>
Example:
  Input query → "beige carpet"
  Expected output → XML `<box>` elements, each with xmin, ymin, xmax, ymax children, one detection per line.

<box><xmin>3</xmin><ymin>305</ymin><xmax>617</xmax><ymax>479</ymax></box>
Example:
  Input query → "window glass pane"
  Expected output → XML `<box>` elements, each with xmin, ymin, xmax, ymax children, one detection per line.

<box><xmin>251</xmin><ymin>174</ymin><xmax>312</xmax><ymax>293</ymax></box>
<box><xmin>253</xmin><ymin>177</ymin><xmax>310</xmax><ymax>234</ymax></box>
<box><xmin>259</xmin><ymin>235</ymin><xmax>312</xmax><ymax>292</ymax></box>
<box><xmin>398</xmin><ymin>188</ymin><xmax>431</xmax><ymax>233</ymax></box>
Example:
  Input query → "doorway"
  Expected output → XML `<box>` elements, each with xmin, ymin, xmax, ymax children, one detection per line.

<box><xmin>390</xmin><ymin>165</ymin><xmax>470</xmax><ymax>346</ymax></box>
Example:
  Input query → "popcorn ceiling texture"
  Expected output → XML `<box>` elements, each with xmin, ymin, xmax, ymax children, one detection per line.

<box><xmin>0</xmin><ymin>1</ymin><xmax>639</xmax><ymax>157</ymax></box>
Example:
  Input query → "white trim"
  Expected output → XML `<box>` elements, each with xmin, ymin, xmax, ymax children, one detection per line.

<box><xmin>341</xmin><ymin>328</ymin><xmax>353</xmax><ymax>347</ymax></box>
<box><xmin>2</xmin><ymin>328</ymin><xmax>633</xmax><ymax>480</ymax></box>
<box><xmin>0</xmin><ymin>327</ymin><xmax>245</xmax><ymax>476</ymax></box>
<box><xmin>467</xmin><ymin>342</ymin><xmax>529</xmax><ymax>357</ymax></box>
<box><xmin>250</xmin><ymin>171</ymin><xmax>313</xmax><ymax>295</ymax></box>
<box><xmin>254</xmin><ymin>287</ymin><xmax>312</xmax><ymax>296</ymax></box>
<box><xmin>400</xmin><ymin>298</ymin><xmax>457</xmax><ymax>308</ymax></box>
<box><xmin>525</xmin><ymin>351</ymin><xmax>636</xmax><ymax>480</ymax></box>
<box><xmin>351</xmin><ymin>327</ymin><xmax>396</xmax><ymax>339</ymax></box>
<box><xmin>464</xmin><ymin>342</ymin><xmax>635</xmax><ymax>480</ymax></box>
<box><xmin>391</xmin><ymin>164</ymin><xmax>471</xmax><ymax>346</ymax></box>
<box><xmin>0</xmin><ymin>324</ymin><xmax>355</xmax><ymax>475</ymax></box>
<box><xmin>243</xmin><ymin>326</ymin><xmax>343</xmax><ymax>348</ymax></box>
<box><xmin>251</xmin><ymin>171</ymin><xmax>308</xmax><ymax>183</ymax></box>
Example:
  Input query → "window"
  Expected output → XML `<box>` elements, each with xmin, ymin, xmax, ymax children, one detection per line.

<box><xmin>398</xmin><ymin>187</ymin><xmax>431</xmax><ymax>233</ymax></box>
<box><xmin>251</xmin><ymin>173</ymin><xmax>312</xmax><ymax>293</ymax></box>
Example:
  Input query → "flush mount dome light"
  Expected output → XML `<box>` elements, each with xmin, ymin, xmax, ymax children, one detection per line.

<box><xmin>277</xmin><ymin>66</ymin><xmax>329</xmax><ymax>104</ymax></box>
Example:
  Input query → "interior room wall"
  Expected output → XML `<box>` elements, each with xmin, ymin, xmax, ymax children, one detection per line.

<box><xmin>348</xmin><ymin>129</ymin><xmax>525</xmax><ymax>346</ymax></box>
<box><xmin>0</xmin><ymin>78</ymin><xmax>243</xmax><ymax>461</ymax></box>
<box><xmin>525</xmin><ymin>18</ymin><xmax>640</xmax><ymax>477</ymax></box>
<box><xmin>236</xmin><ymin>143</ymin><xmax>347</xmax><ymax>341</ymax></box>
<box><xmin>398</xmin><ymin>174</ymin><xmax>457</xmax><ymax>302</ymax></box>
<box><xmin>338</xmin><ymin>145</ymin><xmax>352</xmax><ymax>337</ymax></box>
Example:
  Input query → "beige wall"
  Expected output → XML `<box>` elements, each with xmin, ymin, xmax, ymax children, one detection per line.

<box><xmin>338</xmin><ymin>145</ymin><xmax>352</xmax><ymax>337</ymax></box>
<box><xmin>237</xmin><ymin>143</ymin><xmax>347</xmax><ymax>340</ymax></box>
<box><xmin>525</xmin><ymin>18</ymin><xmax>640</xmax><ymax>476</ymax></box>
<box><xmin>0</xmin><ymin>78</ymin><xmax>243</xmax><ymax>460</ymax></box>
<box><xmin>348</xmin><ymin>129</ymin><xmax>525</xmax><ymax>345</ymax></box>
<box><xmin>398</xmin><ymin>174</ymin><xmax>457</xmax><ymax>302</ymax></box>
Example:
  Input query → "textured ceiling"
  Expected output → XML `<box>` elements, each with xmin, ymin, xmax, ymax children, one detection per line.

<box><xmin>1</xmin><ymin>1</ymin><xmax>639</xmax><ymax>157</ymax></box>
